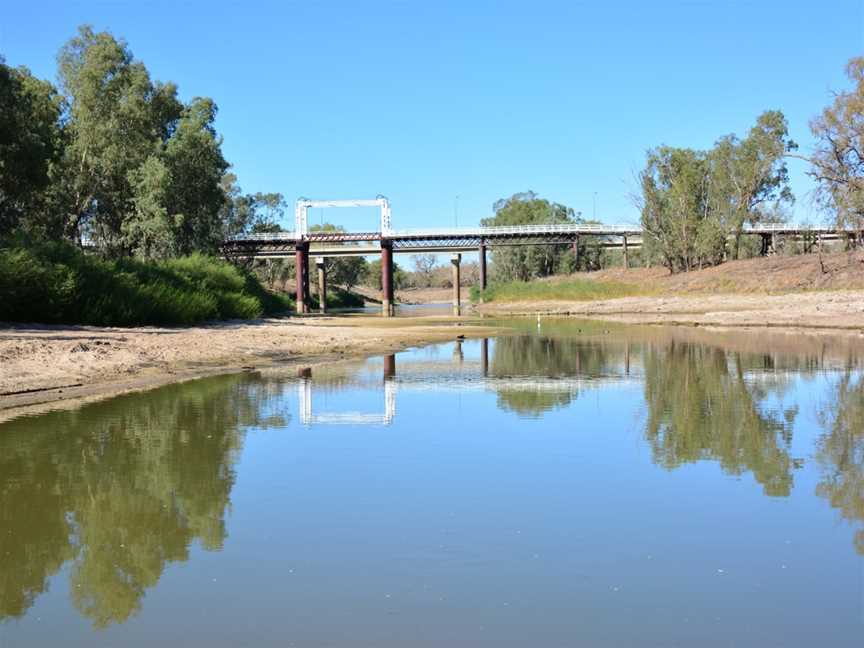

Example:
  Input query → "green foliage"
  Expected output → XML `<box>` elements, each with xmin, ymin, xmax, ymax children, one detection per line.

<box><xmin>0</xmin><ymin>59</ymin><xmax>63</xmax><ymax>236</ymax></box>
<box><xmin>309</xmin><ymin>223</ymin><xmax>369</xmax><ymax>291</ymax></box>
<box><xmin>310</xmin><ymin>286</ymin><xmax>365</xmax><ymax>310</ymax></box>
<box><xmin>640</xmin><ymin>147</ymin><xmax>712</xmax><ymax>272</ymax></box>
<box><xmin>366</xmin><ymin>258</ymin><xmax>407</xmax><ymax>290</ymax></box>
<box><xmin>0</xmin><ymin>372</ymin><xmax>286</xmax><ymax>625</ymax></box>
<box><xmin>643</xmin><ymin>343</ymin><xmax>797</xmax><ymax>497</ymax></box>
<box><xmin>815</xmin><ymin>372</ymin><xmax>864</xmax><ymax>554</ymax></box>
<box><xmin>0</xmin><ymin>25</ymin><xmax>229</xmax><ymax>257</ymax></box>
<box><xmin>475</xmin><ymin>277</ymin><xmax>642</xmax><ymax>303</ymax></box>
<box><xmin>639</xmin><ymin>111</ymin><xmax>795</xmax><ymax>272</ymax></box>
<box><xmin>0</xmin><ymin>239</ymin><xmax>290</xmax><ymax>326</ymax></box>
<box><xmin>482</xmin><ymin>191</ymin><xmax>578</xmax><ymax>281</ymax></box>
<box><xmin>809</xmin><ymin>57</ymin><xmax>864</xmax><ymax>230</ymax></box>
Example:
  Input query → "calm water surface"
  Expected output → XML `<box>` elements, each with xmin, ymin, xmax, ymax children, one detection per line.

<box><xmin>1</xmin><ymin>320</ymin><xmax>862</xmax><ymax>646</ymax></box>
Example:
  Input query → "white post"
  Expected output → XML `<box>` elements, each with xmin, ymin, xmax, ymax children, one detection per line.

<box><xmin>295</xmin><ymin>199</ymin><xmax>309</xmax><ymax>237</ymax></box>
<box><xmin>379</xmin><ymin>196</ymin><xmax>392</xmax><ymax>236</ymax></box>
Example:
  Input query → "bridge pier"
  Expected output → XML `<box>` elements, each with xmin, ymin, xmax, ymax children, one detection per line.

<box><xmin>478</xmin><ymin>242</ymin><xmax>487</xmax><ymax>301</ymax></box>
<box><xmin>759</xmin><ymin>233</ymin><xmax>777</xmax><ymax>256</ymax></box>
<box><xmin>381</xmin><ymin>241</ymin><xmax>394</xmax><ymax>317</ymax></box>
<box><xmin>295</xmin><ymin>242</ymin><xmax>310</xmax><ymax>313</ymax></box>
<box><xmin>451</xmin><ymin>253</ymin><xmax>461</xmax><ymax>316</ymax></box>
<box><xmin>622</xmin><ymin>235</ymin><xmax>629</xmax><ymax>269</ymax></box>
<box><xmin>316</xmin><ymin>258</ymin><xmax>327</xmax><ymax>313</ymax></box>
<box><xmin>572</xmin><ymin>235</ymin><xmax>580</xmax><ymax>271</ymax></box>
<box><xmin>481</xmin><ymin>338</ymin><xmax>489</xmax><ymax>377</ymax></box>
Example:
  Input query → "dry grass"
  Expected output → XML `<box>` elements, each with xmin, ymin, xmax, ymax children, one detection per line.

<box><xmin>582</xmin><ymin>250</ymin><xmax>864</xmax><ymax>294</ymax></box>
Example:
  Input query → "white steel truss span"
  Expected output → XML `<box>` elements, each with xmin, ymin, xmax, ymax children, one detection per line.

<box><xmin>295</xmin><ymin>196</ymin><xmax>392</xmax><ymax>237</ymax></box>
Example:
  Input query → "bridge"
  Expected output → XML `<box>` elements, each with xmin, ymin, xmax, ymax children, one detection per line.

<box><xmin>220</xmin><ymin>196</ymin><xmax>860</xmax><ymax>317</ymax></box>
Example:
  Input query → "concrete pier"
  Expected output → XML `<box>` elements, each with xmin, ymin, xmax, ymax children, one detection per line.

<box><xmin>316</xmin><ymin>258</ymin><xmax>327</xmax><ymax>313</ymax></box>
<box><xmin>295</xmin><ymin>242</ymin><xmax>310</xmax><ymax>313</ymax></box>
<box><xmin>478</xmin><ymin>243</ymin><xmax>487</xmax><ymax>301</ymax></box>
<box><xmin>572</xmin><ymin>235</ymin><xmax>580</xmax><ymax>270</ymax></box>
<box><xmin>451</xmin><ymin>253</ymin><xmax>461</xmax><ymax>316</ymax></box>
<box><xmin>381</xmin><ymin>241</ymin><xmax>394</xmax><ymax>317</ymax></box>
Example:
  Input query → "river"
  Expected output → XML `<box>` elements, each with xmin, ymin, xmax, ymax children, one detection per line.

<box><xmin>1</xmin><ymin>319</ymin><xmax>862</xmax><ymax>646</ymax></box>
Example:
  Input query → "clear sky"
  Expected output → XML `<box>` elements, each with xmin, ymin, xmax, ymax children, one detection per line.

<box><xmin>2</xmin><ymin>1</ymin><xmax>862</xmax><ymax>232</ymax></box>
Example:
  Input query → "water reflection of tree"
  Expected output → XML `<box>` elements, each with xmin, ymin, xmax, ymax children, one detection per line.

<box><xmin>816</xmin><ymin>372</ymin><xmax>864</xmax><ymax>555</ymax></box>
<box><xmin>643</xmin><ymin>343</ymin><xmax>798</xmax><ymax>497</ymax></box>
<box><xmin>490</xmin><ymin>335</ymin><xmax>626</xmax><ymax>416</ymax></box>
<box><xmin>0</xmin><ymin>373</ymin><xmax>285</xmax><ymax>627</ymax></box>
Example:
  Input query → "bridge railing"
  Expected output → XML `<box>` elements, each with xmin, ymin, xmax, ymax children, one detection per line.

<box><xmin>224</xmin><ymin>222</ymin><xmax>859</xmax><ymax>243</ymax></box>
<box><xmin>227</xmin><ymin>231</ymin><xmax>301</xmax><ymax>241</ymax></box>
<box><xmin>387</xmin><ymin>223</ymin><xmax>641</xmax><ymax>237</ymax></box>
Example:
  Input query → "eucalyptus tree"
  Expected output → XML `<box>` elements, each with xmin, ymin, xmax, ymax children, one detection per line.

<box><xmin>0</xmin><ymin>59</ymin><xmax>64</xmax><ymax>236</ymax></box>
<box><xmin>308</xmin><ymin>223</ymin><xmax>368</xmax><ymax>293</ymax></box>
<box><xmin>56</xmin><ymin>26</ymin><xmax>182</xmax><ymax>246</ymax></box>
<box><xmin>639</xmin><ymin>147</ymin><xmax>711</xmax><ymax>272</ymax></box>
<box><xmin>807</xmin><ymin>57</ymin><xmax>864</xmax><ymax>232</ymax></box>
<box><xmin>54</xmin><ymin>26</ymin><xmax>229</xmax><ymax>257</ymax></box>
<box><xmin>638</xmin><ymin>111</ymin><xmax>795</xmax><ymax>272</ymax></box>
<box><xmin>482</xmin><ymin>191</ymin><xmax>577</xmax><ymax>281</ymax></box>
<box><xmin>708</xmin><ymin>110</ymin><xmax>796</xmax><ymax>259</ymax></box>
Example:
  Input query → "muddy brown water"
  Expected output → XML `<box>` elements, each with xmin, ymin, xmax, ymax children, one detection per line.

<box><xmin>1</xmin><ymin>319</ymin><xmax>862</xmax><ymax>646</ymax></box>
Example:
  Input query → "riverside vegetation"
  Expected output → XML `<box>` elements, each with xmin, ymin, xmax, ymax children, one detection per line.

<box><xmin>2</xmin><ymin>26</ymin><xmax>862</xmax><ymax>324</ymax></box>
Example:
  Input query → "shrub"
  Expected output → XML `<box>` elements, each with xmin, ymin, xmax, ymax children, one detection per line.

<box><xmin>0</xmin><ymin>239</ymin><xmax>291</xmax><ymax>326</ymax></box>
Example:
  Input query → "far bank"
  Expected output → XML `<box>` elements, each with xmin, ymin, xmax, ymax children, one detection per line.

<box><xmin>475</xmin><ymin>250</ymin><xmax>864</xmax><ymax>331</ymax></box>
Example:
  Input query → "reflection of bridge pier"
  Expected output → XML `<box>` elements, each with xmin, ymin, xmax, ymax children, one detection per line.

<box><xmin>453</xmin><ymin>338</ymin><xmax>464</xmax><ymax>363</ymax></box>
<box><xmin>481</xmin><ymin>338</ymin><xmax>489</xmax><ymax>377</ymax></box>
<box><xmin>298</xmin><ymin>361</ymin><xmax>398</xmax><ymax>426</ymax></box>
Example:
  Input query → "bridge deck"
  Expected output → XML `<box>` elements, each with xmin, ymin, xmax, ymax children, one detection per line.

<box><xmin>222</xmin><ymin>223</ymin><xmax>859</xmax><ymax>257</ymax></box>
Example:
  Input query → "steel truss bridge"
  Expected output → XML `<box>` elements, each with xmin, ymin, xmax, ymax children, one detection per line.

<box><xmin>219</xmin><ymin>196</ymin><xmax>863</xmax><ymax>316</ymax></box>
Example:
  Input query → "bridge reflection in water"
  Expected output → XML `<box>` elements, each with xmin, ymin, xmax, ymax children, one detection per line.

<box><xmin>296</xmin><ymin>338</ymin><xmax>639</xmax><ymax>426</ymax></box>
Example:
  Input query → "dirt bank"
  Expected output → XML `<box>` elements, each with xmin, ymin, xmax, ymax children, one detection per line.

<box><xmin>0</xmin><ymin>316</ymin><xmax>495</xmax><ymax>413</ymax></box>
<box><xmin>590</xmin><ymin>249</ymin><xmax>864</xmax><ymax>293</ymax></box>
<box><xmin>479</xmin><ymin>251</ymin><xmax>864</xmax><ymax>329</ymax></box>
<box><xmin>480</xmin><ymin>290</ymin><xmax>864</xmax><ymax>330</ymax></box>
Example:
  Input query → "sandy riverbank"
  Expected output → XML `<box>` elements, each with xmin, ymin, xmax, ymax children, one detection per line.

<box><xmin>479</xmin><ymin>289</ymin><xmax>864</xmax><ymax>330</ymax></box>
<box><xmin>4</xmin><ymin>273</ymin><xmax>864</xmax><ymax>417</ymax></box>
<box><xmin>0</xmin><ymin>316</ymin><xmax>495</xmax><ymax>414</ymax></box>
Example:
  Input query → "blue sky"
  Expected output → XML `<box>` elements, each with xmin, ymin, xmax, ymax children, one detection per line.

<box><xmin>2</xmin><ymin>1</ymin><xmax>862</xmax><ymax>231</ymax></box>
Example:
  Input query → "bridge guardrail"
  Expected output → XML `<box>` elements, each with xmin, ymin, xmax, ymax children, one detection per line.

<box><xmin>224</xmin><ymin>222</ymin><xmax>860</xmax><ymax>243</ymax></box>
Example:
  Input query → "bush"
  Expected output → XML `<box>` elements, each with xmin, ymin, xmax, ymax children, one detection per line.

<box><xmin>0</xmin><ymin>240</ymin><xmax>291</xmax><ymax>326</ymax></box>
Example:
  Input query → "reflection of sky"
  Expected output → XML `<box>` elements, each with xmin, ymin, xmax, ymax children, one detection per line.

<box><xmin>6</xmin><ymin>336</ymin><xmax>863</xmax><ymax>647</ymax></box>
